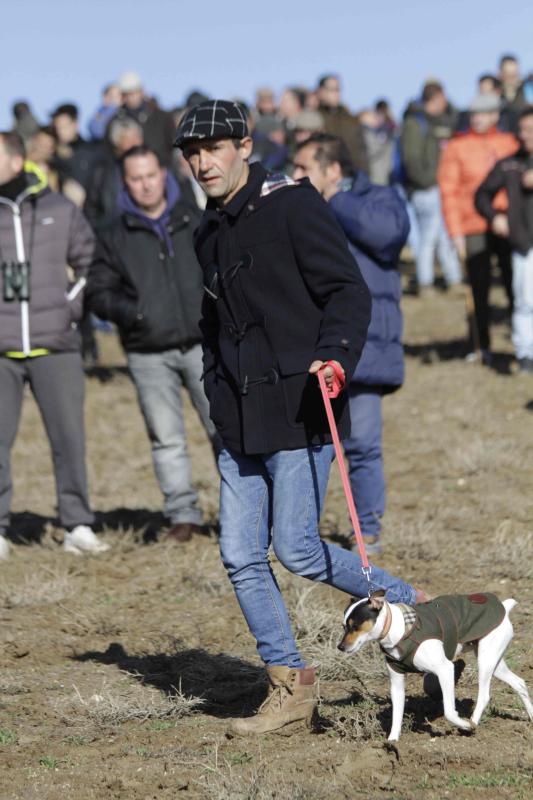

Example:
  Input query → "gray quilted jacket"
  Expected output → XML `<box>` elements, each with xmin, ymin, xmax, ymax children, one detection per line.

<box><xmin>0</xmin><ymin>164</ymin><xmax>94</xmax><ymax>354</ymax></box>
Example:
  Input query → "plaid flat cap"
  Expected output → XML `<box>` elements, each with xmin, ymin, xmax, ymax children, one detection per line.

<box><xmin>174</xmin><ymin>99</ymin><xmax>249</xmax><ymax>148</ymax></box>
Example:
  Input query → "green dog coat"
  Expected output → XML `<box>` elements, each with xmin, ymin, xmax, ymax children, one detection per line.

<box><xmin>384</xmin><ymin>593</ymin><xmax>505</xmax><ymax>674</ymax></box>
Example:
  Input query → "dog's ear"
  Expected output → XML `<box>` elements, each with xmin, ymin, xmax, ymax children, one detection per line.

<box><xmin>369</xmin><ymin>590</ymin><xmax>386</xmax><ymax>610</ymax></box>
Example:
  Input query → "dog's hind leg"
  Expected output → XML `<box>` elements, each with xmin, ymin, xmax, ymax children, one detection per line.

<box><xmin>471</xmin><ymin>620</ymin><xmax>513</xmax><ymax>726</ymax></box>
<box><xmin>492</xmin><ymin>659</ymin><xmax>533</xmax><ymax>721</ymax></box>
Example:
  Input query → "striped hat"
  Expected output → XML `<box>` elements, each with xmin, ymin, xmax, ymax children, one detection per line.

<box><xmin>174</xmin><ymin>100</ymin><xmax>249</xmax><ymax>149</ymax></box>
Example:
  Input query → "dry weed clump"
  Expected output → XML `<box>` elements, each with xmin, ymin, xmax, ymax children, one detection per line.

<box><xmin>0</xmin><ymin>673</ymin><xmax>30</xmax><ymax>695</ymax></box>
<box><xmin>0</xmin><ymin>568</ymin><xmax>74</xmax><ymax>608</ymax></box>
<box><xmin>57</xmin><ymin>679</ymin><xmax>204</xmax><ymax>726</ymax></box>
<box><xmin>320</xmin><ymin>696</ymin><xmax>384</xmax><ymax>742</ymax></box>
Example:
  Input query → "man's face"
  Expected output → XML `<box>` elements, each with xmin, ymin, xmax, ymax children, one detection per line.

<box><xmin>123</xmin><ymin>153</ymin><xmax>166</xmax><ymax>213</ymax></box>
<box><xmin>318</xmin><ymin>78</ymin><xmax>341</xmax><ymax>109</ymax></box>
<box><xmin>292</xmin><ymin>143</ymin><xmax>328</xmax><ymax>193</ymax></box>
<box><xmin>519</xmin><ymin>115</ymin><xmax>533</xmax><ymax>155</ymax></box>
<box><xmin>256</xmin><ymin>89</ymin><xmax>276</xmax><ymax>116</ymax></box>
<box><xmin>425</xmin><ymin>90</ymin><xmax>447</xmax><ymax>117</ymax></box>
<box><xmin>27</xmin><ymin>131</ymin><xmax>55</xmax><ymax>164</ymax></box>
<box><xmin>500</xmin><ymin>59</ymin><xmax>520</xmax><ymax>89</ymax></box>
<box><xmin>53</xmin><ymin>113</ymin><xmax>78</xmax><ymax>145</ymax></box>
<box><xmin>183</xmin><ymin>138</ymin><xmax>252</xmax><ymax>205</ymax></box>
<box><xmin>479</xmin><ymin>77</ymin><xmax>500</xmax><ymax>96</ymax></box>
<box><xmin>279</xmin><ymin>90</ymin><xmax>301</xmax><ymax>120</ymax></box>
<box><xmin>122</xmin><ymin>89</ymin><xmax>144</xmax><ymax>110</ymax></box>
<box><xmin>0</xmin><ymin>138</ymin><xmax>23</xmax><ymax>184</ymax></box>
<box><xmin>470</xmin><ymin>110</ymin><xmax>499</xmax><ymax>134</ymax></box>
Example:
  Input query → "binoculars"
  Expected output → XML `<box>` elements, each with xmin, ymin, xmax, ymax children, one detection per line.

<box><xmin>2</xmin><ymin>261</ymin><xmax>31</xmax><ymax>302</ymax></box>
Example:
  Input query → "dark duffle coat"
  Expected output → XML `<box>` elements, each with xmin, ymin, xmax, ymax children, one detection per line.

<box><xmin>194</xmin><ymin>163</ymin><xmax>372</xmax><ymax>455</ymax></box>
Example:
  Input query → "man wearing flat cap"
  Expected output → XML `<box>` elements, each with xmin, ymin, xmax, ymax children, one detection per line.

<box><xmin>174</xmin><ymin>99</ymin><xmax>430</xmax><ymax>734</ymax></box>
<box><xmin>438</xmin><ymin>93</ymin><xmax>518</xmax><ymax>362</ymax></box>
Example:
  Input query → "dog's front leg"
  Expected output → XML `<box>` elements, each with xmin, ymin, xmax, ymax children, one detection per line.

<box><xmin>386</xmin><ymin>663</ymin><xmax>405</xmax><ymax>741</ymax></box>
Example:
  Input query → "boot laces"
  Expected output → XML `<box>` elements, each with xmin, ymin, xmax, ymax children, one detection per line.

<box><xmin>258</xmin><ymin>682</ymin><xmax>293</xmax><ymax>715</ymax></box>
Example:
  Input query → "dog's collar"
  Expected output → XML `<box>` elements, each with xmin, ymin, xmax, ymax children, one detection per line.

<box><xmin>378</xmin><ymin>603</ymin><xmax>393</xmax><ymax>640</ymax></box>
<box><xmin>378</xmin><ymin>602</ymin><xmax>417</xmax><ymax>646</ymax></box>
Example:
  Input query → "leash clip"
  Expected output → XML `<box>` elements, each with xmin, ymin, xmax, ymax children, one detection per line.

<box><xmin>361</xmin><ymin>565</ymin><xmax>373</xmax><ymax>596</ymax></box>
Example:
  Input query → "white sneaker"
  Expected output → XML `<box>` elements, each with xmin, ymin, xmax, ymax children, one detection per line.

<box><xmin>63</xmin><ymin>525</ymin><xmax>110</xmax><ymax>555</ymax></box>
<box><xmin>0</xmin><ymin>535</ymin><xmax>10</xmax><ymax>560</ymax></box>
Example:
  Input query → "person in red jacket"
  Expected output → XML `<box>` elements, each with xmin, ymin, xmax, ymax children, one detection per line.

<box><xmin>438</xmin><ymin>93</ymin><xmax>518</xmax><ymax>362</ymax></box>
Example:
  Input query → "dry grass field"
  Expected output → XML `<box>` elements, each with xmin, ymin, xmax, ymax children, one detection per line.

<box><xmin>1</xmin><ymin>279</ymin><xmax>532</xmax><ymax>799</ymax></box>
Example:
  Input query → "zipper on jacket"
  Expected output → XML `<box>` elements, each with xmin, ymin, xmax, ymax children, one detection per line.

<box><xmin>13</xmin><ymin>205</ymin><xmax>31</xmax><ymax>355</ymax></box>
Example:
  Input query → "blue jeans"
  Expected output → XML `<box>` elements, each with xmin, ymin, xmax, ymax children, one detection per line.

<box><xmin>218</xmin><ymin>446</ymin><xmax>417</xmax><ymax>667</ymax></box>
<box><xmin>512</xmin><ymin>249</ymin><xmax>533</xmax><ymax>359</ymax></box>
<box><xmin>411</xmin><ymin>186</ymin><xmax>461</xmax><ymax>288</ymax></box>
<box><xmin>343</xmin><ymin>388</ymin><xmax>384</xmax><ymax>538</ymax></box>
<box><xmin>128</xmin><ymin>345</ymin><xmax>219</xmax><ymax>525</ymax></box>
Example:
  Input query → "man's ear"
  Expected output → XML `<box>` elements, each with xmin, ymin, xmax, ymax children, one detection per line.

<box><xmin>369</xmin><ymin>590</ymin><xmax>386</xmax><ymax>610</ymax></box>
<box><xmin>238</xmin><ymin>136</ymin><xmax>254</xmax><ymax>161</ymax></box>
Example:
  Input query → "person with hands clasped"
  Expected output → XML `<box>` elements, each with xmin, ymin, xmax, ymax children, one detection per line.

<box><xmin>174</xmin><ymin>100</ymin><xmax>430</xmax><ymax>735</ymax></box>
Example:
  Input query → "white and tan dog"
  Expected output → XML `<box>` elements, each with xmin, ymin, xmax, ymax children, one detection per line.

<box><xmin>338</xmin><ymin>590</ymin><xmax>533</xmax><ymax>741</ymax></box>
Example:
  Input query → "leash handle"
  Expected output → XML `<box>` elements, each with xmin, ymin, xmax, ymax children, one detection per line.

<box><xmin>317</xmin><ymin>363</ymin><xmax>371</xmax><ymax>583</ymax></box>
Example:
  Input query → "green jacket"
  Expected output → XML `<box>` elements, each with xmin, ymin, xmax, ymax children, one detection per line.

<box><xmin>400</xmin><ymin>105</ymin><xmax>457</xmax><ymax>192</ymax></box>
<box><xmin>385</xmin><ymin>593</ymin><xmax>505</xmax><ymax>674</ymax></box>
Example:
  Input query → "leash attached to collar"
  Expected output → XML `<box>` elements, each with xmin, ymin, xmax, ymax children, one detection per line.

<box><xmin>317</xmin><ymin>362</ymin><xmax>372</xmax><ymax>596</ymax></box>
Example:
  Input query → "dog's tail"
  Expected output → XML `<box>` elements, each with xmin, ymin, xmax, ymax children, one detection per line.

<box><xmin>502</xmin><ymin>598</ymin><xmax>517</xmax><ymax>614</ymax></box>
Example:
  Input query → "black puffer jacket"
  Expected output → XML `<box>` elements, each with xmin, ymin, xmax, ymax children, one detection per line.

<box><xmin>475</xmin><ymin>148</ymin><xmax>533</xmax><ymax>256</ymax></box>
<box><xmin>195</xmin><ymin>163</ymin><xmax>371</xmax><ymax>455</ymax></box>
<box><xmin>87</xmin><ymin>201</ymin><xmax>204</xmax><ymax>352</ymax></box>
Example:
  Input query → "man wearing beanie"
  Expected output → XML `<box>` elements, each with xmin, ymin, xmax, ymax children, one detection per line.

<box><xmin>438</xmin><ymin>93</ymin><xmax>518</xmax><ymax>364</ymax></box>
<box><xmin>174</xmin><ymin>100</ymin><xmax>430</xmax><ymax>734</ymax></box>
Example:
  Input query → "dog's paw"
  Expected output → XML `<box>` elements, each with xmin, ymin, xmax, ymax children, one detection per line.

<box><xmin>457</xmin><ymin>718</ymin><xmax>476</xmax><ymax>735</ymax></box>
<box><xmin>384</xmin><ymin>740</ymin><xmax>401</xmax><ymax>761</ymax></box>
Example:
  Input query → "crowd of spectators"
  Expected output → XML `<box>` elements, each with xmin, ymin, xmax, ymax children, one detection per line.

<box><xmin>1</xmin><ymin>52</ymin><xmax>533</xmax><ymax>560</ymax></box>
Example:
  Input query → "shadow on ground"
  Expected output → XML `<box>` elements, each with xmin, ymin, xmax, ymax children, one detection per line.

<box><xmin>404</xmin><ymin>339</ymin><xmax>514</xmax><ymax>374</ymax></box>
<box><xmin>7</xmin><ymin>507</ymin><xmax>167</xmax><ymax>545</ymax></box>
<box><xmin>73</xmin><ymin>641</ymin><xmax>268</xmax><ymax>718</ymax></box>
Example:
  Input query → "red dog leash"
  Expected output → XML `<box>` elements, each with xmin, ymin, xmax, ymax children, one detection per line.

<box><xmin>317</xmin><ymin>362</ymin><xmax>372</xmax><ymax>595</ymax></box>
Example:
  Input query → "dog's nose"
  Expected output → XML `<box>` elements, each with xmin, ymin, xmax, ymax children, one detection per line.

<box><xmin>337</xmin><ymin>642</ymin><xmax>345</xmax><ymax>652</ymax></box>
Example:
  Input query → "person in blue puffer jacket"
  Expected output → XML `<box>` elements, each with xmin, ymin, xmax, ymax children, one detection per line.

<box><xmin>293</xmin><ymin>133</ymin><xmax>409</xmax><ymax>554</ymax></box>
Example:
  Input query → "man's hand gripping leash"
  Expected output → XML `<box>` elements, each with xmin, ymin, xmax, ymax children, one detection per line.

<box><xmin>311</xmin><ymin>360</ymin><xmax>372</xmax><ymax>593</ymax></box>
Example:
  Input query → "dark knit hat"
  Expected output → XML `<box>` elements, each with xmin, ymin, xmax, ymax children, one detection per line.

<box><xmin>174</xmin><ymin>99</ymin><xmax>249</xmax><ymax>149</ymax></box>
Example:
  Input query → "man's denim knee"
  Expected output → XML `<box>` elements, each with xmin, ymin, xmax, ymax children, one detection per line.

<box><xmin>273</xmin><ymin>537</ymin><xmax>321</xmax><ymax>579</ymax></box>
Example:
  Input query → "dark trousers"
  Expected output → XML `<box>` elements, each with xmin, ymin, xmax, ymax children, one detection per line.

<box><xmin>465</xmin><ymin>233</ymin><xmax>513</xmax><ymax>351</ymax></box>
<box><xmin>0</xmin><ymin>353</ymin><xmax>94</xmax><ymax>532</ymax></box>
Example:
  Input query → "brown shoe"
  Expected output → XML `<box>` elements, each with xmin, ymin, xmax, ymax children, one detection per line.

<box><xmin>229</xmin><ymin>665</ymin><xmax>317</xmax><ymax>735</ymax></box>
<box><xmin>164</xmin><ymin>523</ymin><xmax>203</xmax><ymax>543</ymax></box>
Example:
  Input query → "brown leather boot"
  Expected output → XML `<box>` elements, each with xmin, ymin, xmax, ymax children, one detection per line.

<box><xmin>164</xmin><ymin>523</ymin><xmax>203</xmax><ymax>543</ymax></box>
<box><xmin>229</xmin><ymin>666</ymin><xmax>317</xmax><ymax>735</ymax></box>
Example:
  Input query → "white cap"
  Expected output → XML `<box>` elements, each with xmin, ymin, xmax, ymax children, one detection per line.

<box><xmin>118</xmin><ymin>71</ymin><xmax>143</xmax><ymax>93</ymax></box>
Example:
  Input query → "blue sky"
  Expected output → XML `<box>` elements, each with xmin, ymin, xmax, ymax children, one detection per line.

<box><xmin>1</xmin><ymin>0</ymin><xmax>531</xmax><ymax>133</ymax></box>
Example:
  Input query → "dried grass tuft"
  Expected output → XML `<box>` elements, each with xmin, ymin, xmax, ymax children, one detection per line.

<box><xmin>57</xmin><ymin>679</ymin><xmax>204</xmax><ymax>726</ymax></box>
<box><xmin>0</xmin><ymin>568</ymin><xmax>74</xmax><ymax>608</ymax></box>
